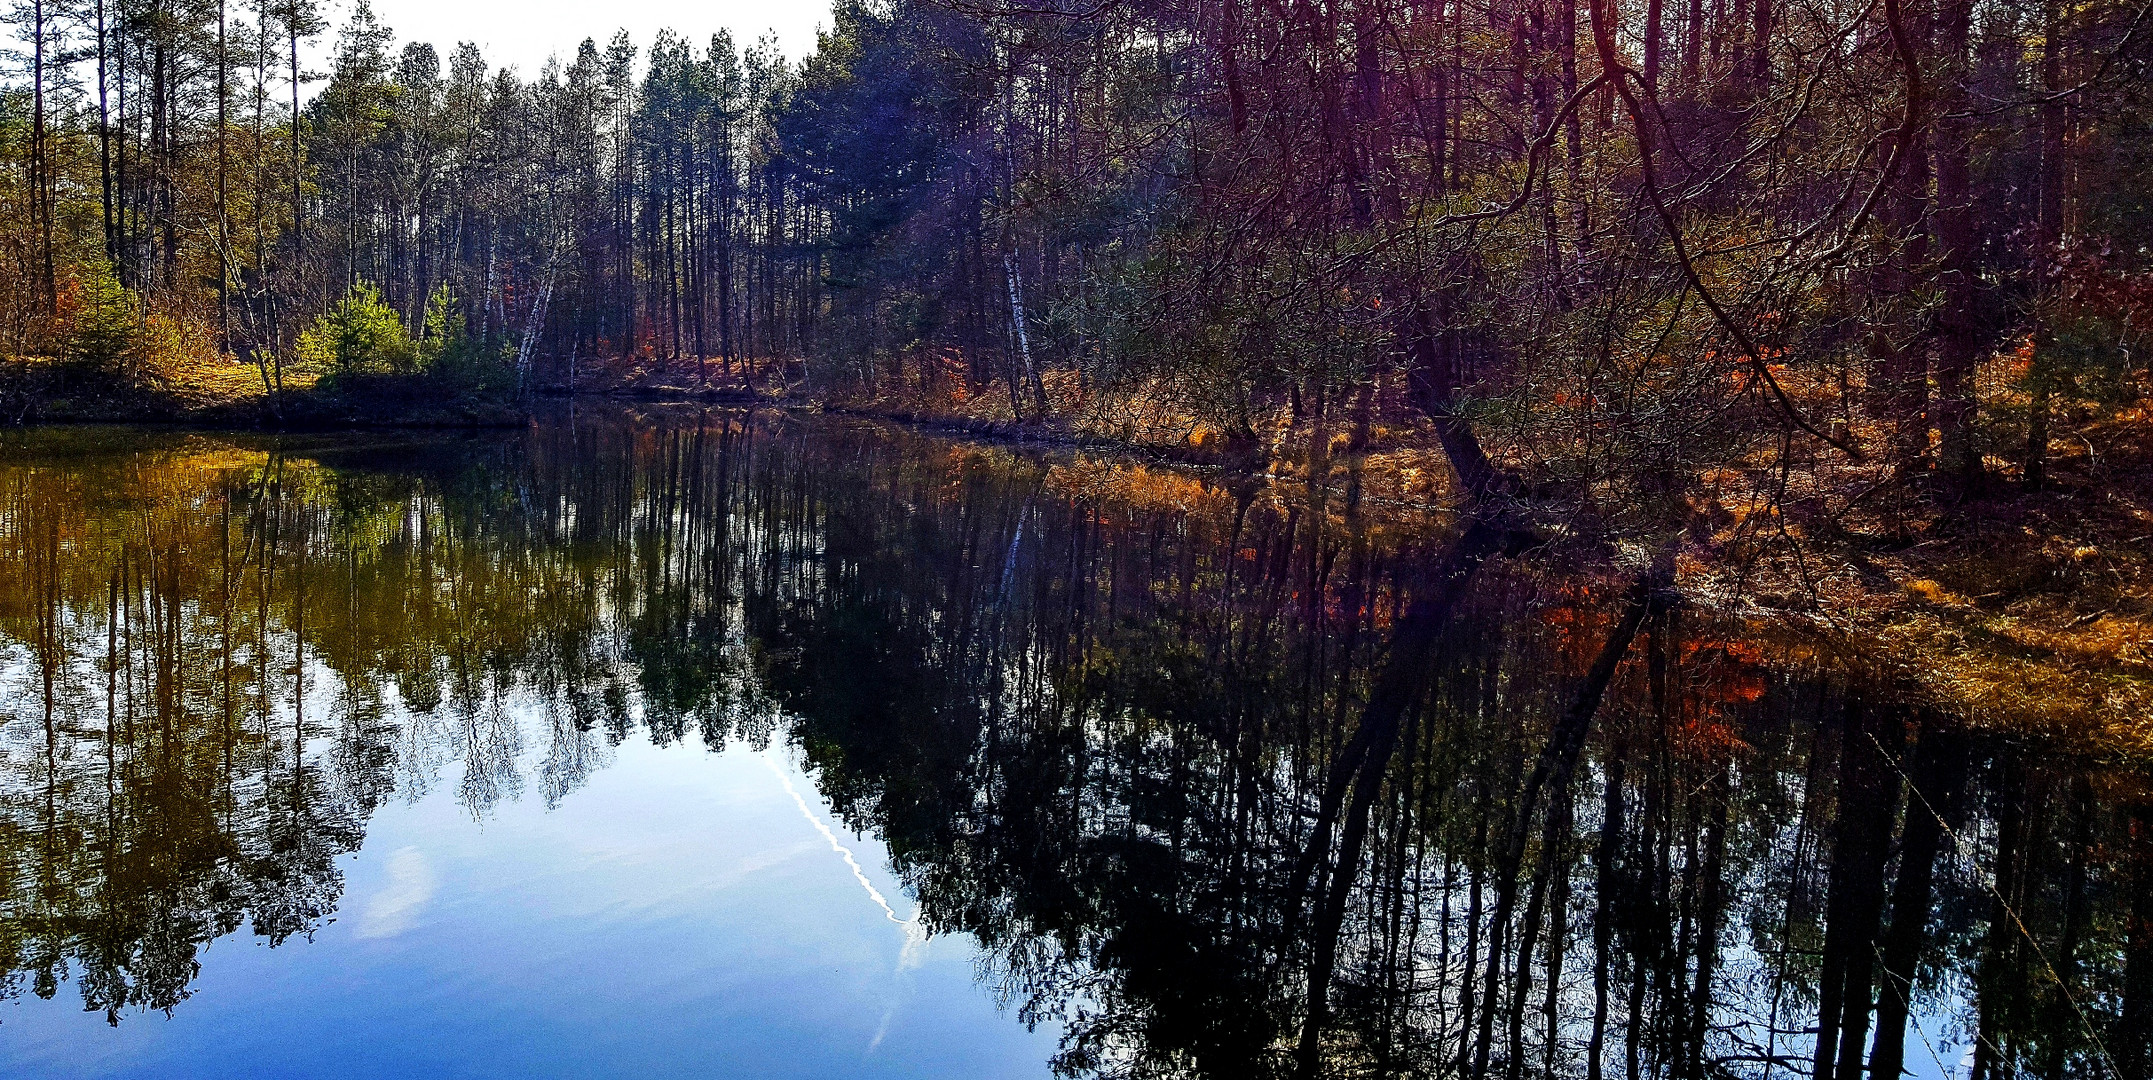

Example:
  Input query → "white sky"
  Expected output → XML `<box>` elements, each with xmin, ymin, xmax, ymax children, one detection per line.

<box><xmin>343</xmin><ymin>0</ymin><xmax>833</xmax><ymax>78</ymax></box>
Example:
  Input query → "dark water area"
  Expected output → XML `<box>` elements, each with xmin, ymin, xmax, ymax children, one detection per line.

<box><xmin>0</xmin><ymin>409</ymin><xmax>2144</xmax><ymax>1079</ymax></box>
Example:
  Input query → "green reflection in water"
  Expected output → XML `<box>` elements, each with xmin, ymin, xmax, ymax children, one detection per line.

<box><xmin>0</xmin><ymin>412</ymin><xmax>2145</xmax><ymax>1079</ymax></box>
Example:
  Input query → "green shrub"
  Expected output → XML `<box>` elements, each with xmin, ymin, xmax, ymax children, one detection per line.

<box><xmin>69</xmin><ymin>260</ymin><xmax>139</xmax><ymax>377</ymax></box>
<box><xmin>416</xmin><ymin>284</ymin><xmax>471</xmax><ymax>373</ymax></box>
<box><xmin>298</xmin><ymin>282</ymin><xmax>416</xmax><ymax>375</ymax></box>
<box><xmin>415</xmin><ymin>284</ymin><xmax>514</xmax><ymax>388</ymax></box>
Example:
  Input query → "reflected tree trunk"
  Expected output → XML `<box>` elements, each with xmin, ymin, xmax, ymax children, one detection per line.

<box><xmin>1814</xmin><ymin>698</ymin><xmax>1905</xmax><ymax>1080</ymax></box>
<box><xmin>2124</xmin><ymin>802</ymin><xmax>2152</xmax><ymax>1080</ymax></box>
<box><xmin>1586</xmin><ymin>735</ymin><xmax>1625</xmax><ymax>1080</ymax></box>
<box><xmin>1293</xmin><ymin>518</ymin><xmax>1509</xmax><ymax>1078</ymax></box>
<box><xmin>1869</xmin><ymin>726</ymin><xmax>1969</xmax><ymax>1080</ymax></box>
<box><xmin>1476</xmin><ymin>569</ymin><xmax>1661</xmax><ymax>1076</ymax></box>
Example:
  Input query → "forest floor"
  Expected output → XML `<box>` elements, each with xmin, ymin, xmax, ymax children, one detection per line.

<box><xmin>1730</xmin><ymin>406</ymin><xmax>2153</xmax><ymax>761</ymax></box>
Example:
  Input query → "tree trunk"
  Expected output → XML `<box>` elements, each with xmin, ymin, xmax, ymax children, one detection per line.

<box><xmin>1402</xmin><ymin>306</ymin><xmax>1507</xmax><ymax>500</ymax></box>
<box><xmin>2024</xmin><ymin>0</ymin><xmax>2068</xmax><ymax>489</ymax></box>
<box><xmin>1004</xmin><ymin>251</ymin><xmax>1047</xmax><ymax>418</ymax></box>
<box><xmin>1931</xmin><ymin>0</ymin><xmax>1980</xmax><ymax>483</ymax></box>
<box><xmin>31</xmin><ymin>0</ymin><xmax>55</xmax><ymax>310</ymax></box>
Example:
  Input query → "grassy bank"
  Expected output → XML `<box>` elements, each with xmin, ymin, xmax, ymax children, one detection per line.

<box><xmin>1</xmin><ymin>355</ymin><xmax>528</xmax><ymax>428</ymax></box>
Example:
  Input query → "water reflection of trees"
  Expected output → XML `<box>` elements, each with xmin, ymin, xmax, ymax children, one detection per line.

<box><xmin>0</xmin><ymin>417</ymin><xmax>2143</xmax><ymax>1080</ymax></box>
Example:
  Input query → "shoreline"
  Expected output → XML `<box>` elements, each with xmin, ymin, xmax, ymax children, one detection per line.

<box><xmin>12</xmin><ymin>385</ymin><xmax>2148</xmax><ymax>760</ymax></box>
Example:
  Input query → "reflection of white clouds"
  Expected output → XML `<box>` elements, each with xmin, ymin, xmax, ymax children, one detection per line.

<box><xmin>897</xmin><ymin>913</ymin><xmax>928</xmax><ymax>970</ymax></box>
<box><xmin>357</xmin><ymin>847</ymin><xmax>437</xmax><ymax>939</ymax></box>
<box><xmin>728</xmin><ymin>838</ymin><xmax>818</xmax><ymax>883</ymax></box>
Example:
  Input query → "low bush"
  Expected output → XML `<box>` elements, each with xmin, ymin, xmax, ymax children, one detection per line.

<box><xmin>298</xmin><ymin>283</ymin><xmax>416</xmax><ymax>376</ymax></box>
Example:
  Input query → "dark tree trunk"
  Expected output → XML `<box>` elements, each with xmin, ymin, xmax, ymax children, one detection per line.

<box><xmin>1931</xmin><ymin>0</ymin><xmax>1980</xmax><ymax>483</ymax></box>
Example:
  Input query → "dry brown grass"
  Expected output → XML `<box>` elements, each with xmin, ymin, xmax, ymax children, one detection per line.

<box><xmin>1677</xmin><ymin>401</ymin><xmax>2153</xmax><ymax>760</ymax></box>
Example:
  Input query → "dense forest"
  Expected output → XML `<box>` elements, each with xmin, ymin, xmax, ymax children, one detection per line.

<box><xmin>0</xmin><ymin>0</ymin><xmax>2148</xmax><ymax>500</ymax></box>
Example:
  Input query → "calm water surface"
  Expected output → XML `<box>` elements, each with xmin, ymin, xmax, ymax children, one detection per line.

<box><xmin>0</xmin><ymin>410</ymin><xmax>2144</xmax><ymax>1079</ymax></box>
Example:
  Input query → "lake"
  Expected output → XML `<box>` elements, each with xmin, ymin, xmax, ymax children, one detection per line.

<box><xmin>0</xmin><ymin>408</ymin><xmax>2143</xmax><ymax>1079</ymax></box>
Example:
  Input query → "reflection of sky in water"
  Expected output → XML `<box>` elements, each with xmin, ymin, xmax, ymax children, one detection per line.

<box><xmin>0</xmin><ymin>730</ymin><xmax>1057</xmax><ymax>1079</ymax></box>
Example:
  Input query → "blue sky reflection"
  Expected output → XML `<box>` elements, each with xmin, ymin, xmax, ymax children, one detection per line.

<box><xmin>0</xmin><ymin>734</ymin><xmax>1055</xmax><ymax>1079</ymax></box>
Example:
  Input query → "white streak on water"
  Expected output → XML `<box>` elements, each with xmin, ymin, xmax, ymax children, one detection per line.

<box><xmin>765</xmin><ymin>750</ymin><xmax>930</xmax><ymax>1060</ymax></box>
<box><xmin>764</xmin><ymin>753</ymin><xmax>928</xmax><ymax>966</ymax></box>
